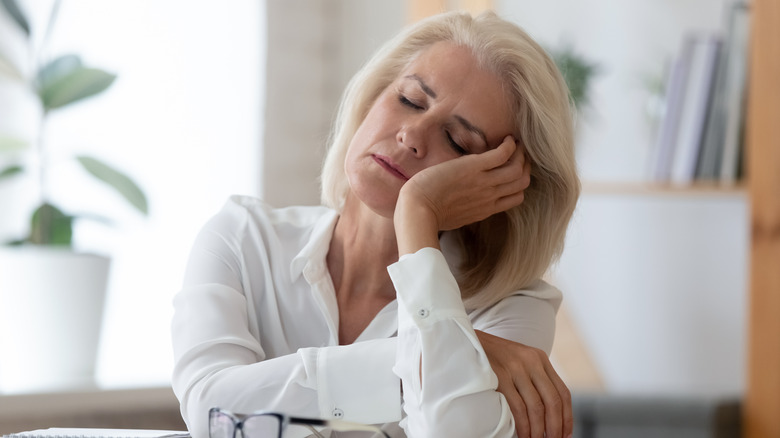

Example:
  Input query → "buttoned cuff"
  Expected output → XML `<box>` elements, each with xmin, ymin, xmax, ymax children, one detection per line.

<box><xmin>387</xmin><ymin>247</ymin><xmax>469</xmax><ymax>330</ymax></box>
<box><xmin>307</xmin><ymin>338</ymin><xmax>401</xmax><ymax>424</ymax></box>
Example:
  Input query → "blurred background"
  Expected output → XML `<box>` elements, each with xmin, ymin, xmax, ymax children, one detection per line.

<box><xmin>0</xmin><ymin>0</ymin><xmax>761</xmax><ymax>435</ymax></box>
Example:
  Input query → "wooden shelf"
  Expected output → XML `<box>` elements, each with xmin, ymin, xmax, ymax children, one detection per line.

<box><xmin>581</xmin><ymin>181</ymin><xmax>747</xmax><ymax>197</ymax></box>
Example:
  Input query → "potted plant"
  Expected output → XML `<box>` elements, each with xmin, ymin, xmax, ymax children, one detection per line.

<box><xmin>549</xmin><ymin>43</ymin><xmax>599</xmax><ymax>114</ymax></box>
<box><xmin>0</xmin><ymin>0</ymin><xmax>147</xmax><ymax>393</ymax></box>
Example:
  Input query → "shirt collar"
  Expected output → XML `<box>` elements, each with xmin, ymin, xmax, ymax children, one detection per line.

<box><xmin>289</xmin><ymin>208</ymin><xmax>339</xmax><ymax>282</ymax></box>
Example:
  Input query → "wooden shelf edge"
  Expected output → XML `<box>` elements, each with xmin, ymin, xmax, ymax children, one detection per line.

<box><xmin>581</xmin><ymin>181</ymin><xmax>748</xmax><ymax>197</ymax></box>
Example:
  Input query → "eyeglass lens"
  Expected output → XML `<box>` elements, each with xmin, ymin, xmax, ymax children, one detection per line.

<box><xmin>241</xmin><ymin>415</ymin><xmax>283</xmax><ymax>437</ymax></box>
<box><xmin>210</xmin><ymin>410</ymin><xmax>385</xmax><ymax>438</ymax></box>
<box><xmin>210</xmin><ymin>411</ymin><xmax>282</xmax><ymax>438</ymax></box>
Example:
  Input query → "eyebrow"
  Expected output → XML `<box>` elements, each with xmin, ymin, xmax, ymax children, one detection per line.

<box><xmin>404</xmin><ymin>74</ymin><xmax>488</xmax><ymax>146</ymax></box>
<box><xmin>455</xmin><ymin>115</ymin><xmax>487</xmax><ymax>146</ymax></box>
<box><xmin>405</xmin><ymin>74</ymin><xmax>437</xmax><ymax>99</ymax></box>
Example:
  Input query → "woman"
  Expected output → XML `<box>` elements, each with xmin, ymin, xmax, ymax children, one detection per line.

<box><xmin>172</xmin><ymin>10</ymin><xmax>579</xmax><ymax>438</ymax></box>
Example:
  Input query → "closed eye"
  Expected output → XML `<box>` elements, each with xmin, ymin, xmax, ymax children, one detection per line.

<box><xmin>446</xmin><ymin>132</ymin><xmax>467</xmax><ymax>155</ymax></box>
<box><xmin>399</xmin><ymin>95</ymin><xmax>423</xmax><ymax>110</ymax></box>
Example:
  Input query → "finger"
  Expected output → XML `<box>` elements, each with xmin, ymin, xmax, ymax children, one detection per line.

<box><xmin>491</xmin><ymin>169</ymin><xmax>530</xmax><ymax>212</ymax></box>
<box><xmin>494</xmin><ymin>175</ymin><xmax>528</xmax><ymax>198</ymax></box>
<box><xmin>495</xmin><ymin>189</ymin><xmax>526</xmax><ymax>213</ymax></box>
<box><xmin>489</xmin><ymin>145</ymin><xmax>530</xmax><ymax>184</ymax></box>
<box><xmin>544</xmin><ymin>361</ymin><xmax>574</xmax><ymax>438</ymax></box>
<box><xmin>521</xmin><ymin>150</ymin><xmax>532</xmax><ymax>182</ymax></box>
<box><xmin>478</xmin><ymin>136</ymin><xmax>517</xmax><ymax>170</ymax></box>
<box><xmin>505</xmin><ymin>138</ymin><xmax>526</xmax><ymax>166</ymax></box>
<box><xmin>514</xmin><ymin>372</ymin><xmax>546</xmax><ymax>438</ymax></box>
<box><xmin>500</xmin><ymin>378</ymin><xmax>531</xmax><ymax>438</ymax></box>
<box><xmin>491</xmin><ymin>161</ymin><xmax>531</xmax><ymax>192</ymax></box>
<box><xmin>529</xmin><ymin>365</ymin><xmax>564</xmax><ymax>438</ymax></box>
<box><xmin>480</xmin><ymin>159</ymin><xmax>529</xmax><ymax>196</ymax></box>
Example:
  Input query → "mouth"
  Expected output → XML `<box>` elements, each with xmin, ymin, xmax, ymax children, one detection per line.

<box><xmin>372</xmin><ymin>154</ymin><xmax>410</xmax><ymax>181</ymax></box>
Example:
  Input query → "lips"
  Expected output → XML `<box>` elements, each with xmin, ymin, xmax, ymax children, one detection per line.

<box><xmin>372</xmin><ymin>154</ymin><xmax>410</xmax><ymax>181</ymax></box>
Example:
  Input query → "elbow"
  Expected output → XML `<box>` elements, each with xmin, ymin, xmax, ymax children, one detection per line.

<box><xmin>403</xmin><ymin>392</ymin><xmax>514</xmax><ymax>438</ymax></box>
<box><xmin>173</xmin><ymin>370</ymin><xmax>215</xmax><ymax>438</ymax></box>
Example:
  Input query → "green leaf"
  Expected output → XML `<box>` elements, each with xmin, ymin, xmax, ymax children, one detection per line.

<box><xmin>549</xmin><ymin>45</ymin><xmax>599</xmax><ymax>110</ymax></box>
<box><xmin>37</xmin><ymin>54</ymin><xmax>82</xmax><ymax>87</ymax></box>
<box><xmin>0</xmin><ymin>164</ymin><xmax>23</xmax><ymax>180</ymax></box>
<box><xmin>0</xmin><ymin>134</ymin><xmax>27</xmax><ymax>152</ymax></box>
<box><xmin>76</xmin><ymin>155</ymin><xmax>148</xmax><ymax>215</ymax></box>
<box><xmin>29</xmin><ymin>203</ymin><xmax>73</xmax><ymax>246</ymax></box>
<box><xmin>74</xmin><ymin>212</ymin><xmax>114</xmax><ymax>226</ymax></box>
<box><xmin>39</xmin><ymin>65</ymin><xmax>116</xmax><ymax>110</ymax></box>
<box><xmin>1</xmin><ymin>0</ymin><xmax>30</xmax><ymax>37</ymax></box>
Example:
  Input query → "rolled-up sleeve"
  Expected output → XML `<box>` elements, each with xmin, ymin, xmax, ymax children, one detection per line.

<box><xmin>388</xmin><ymin>247</ymin><xmax>516</xmax><ymax>438</ymax></box>
<box><xmin>172</xmin><ymin>285</ymin><xmax>402</xmax><ymax>438</ymax></box>
<box><xmin>171</xmin><ymin>199</ymin><xmax>401</xmax><ymax>438</ymax></box>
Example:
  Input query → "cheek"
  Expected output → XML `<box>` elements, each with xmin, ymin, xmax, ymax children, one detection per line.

<box><xmin>422</xmin><ymin>147</ymin><xmax>461</xmax><ymax>170</ymax></box>
<box><xmin>344</xmin><ymin>122</ymin><xmax>377</xmax><ymax>187</ymax></box>
<box><xmin>359</xmin><ymin>96</ymin><xmax>396</xmax><ymax>138</ymax></box>
<box><xmin>346</xmin><ymin>106</ymin><xmax>391</xmax><ymax>159</ymax></box>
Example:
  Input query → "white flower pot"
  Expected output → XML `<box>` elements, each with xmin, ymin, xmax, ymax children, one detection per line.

<box><xmin>0</xmin><ymin>247</ymin><xmax>110</xmax><ymax>393</ymax></box>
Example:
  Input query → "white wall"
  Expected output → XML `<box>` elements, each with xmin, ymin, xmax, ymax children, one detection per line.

<box><xmin>1</xmin><ymin>0</ymin><xmax>749</xmax><ymax>396</ymax></box>
<box><xmin>496</xmin><ymin>0</ymin><xmax>748</xmax><ymax>395</ymax></box>
<box><xmin>497</xmin><ymin>0</ymin><xmax>733</xmax><ymax>183</ymax></box>
<box><xmin>262</xmin><ymin>0</ymin><xmax>403</xmax><ymax>207</ymax></box>
<box><xmin>0</xmin><ymin>0</ymin><xmax>264</xmax><ymax>388</ymax></box>
<box><xmin>552</xmin><ymin>191</ymin><xmax>748</xmax><ymax>394</ymax></box>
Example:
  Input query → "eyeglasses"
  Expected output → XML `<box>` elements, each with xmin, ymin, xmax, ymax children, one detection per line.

<box><xmin>209</xmin><ymin>407</ymin><xmax>391</xmax><ymax>438</ymax></box>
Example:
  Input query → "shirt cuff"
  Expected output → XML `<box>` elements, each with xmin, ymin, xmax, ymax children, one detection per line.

<box><xmin>387</xmin><ymin>247</ymin><xmax>468</xmax><ymax>330</ymax></box>
<box><xmin>308</xmin><ymin>338</ymin><xmax>401</xmax><ymax>424</ymax></box>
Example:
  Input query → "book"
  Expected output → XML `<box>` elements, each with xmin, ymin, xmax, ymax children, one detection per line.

<box><xmin>669</xmin><ymin>33</ymin><xmax>721</xmax><ymax>184</ymax></box>
<box><xmin>2</xmin><ymin>429</ymin><xmax>189</xmax><ymax>438</ymax></box>
<box><xmin>651</xmin><ymin>40</ymin><xmax>694</xmax><ymax>182</ymax></box>
<box><xmin>696</xmin><ymin>2</ymin><xmax>751</xmax><ymax>183</ymax></box>
<box><xmin>717</xmin><ymin>2</ymin><xmax>750</xmax><ymax>185</ymax></box>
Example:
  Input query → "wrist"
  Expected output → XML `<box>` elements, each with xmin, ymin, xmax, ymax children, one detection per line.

<box><xmin>394</xmin><ymin>188</ymin><xmax>440</xmax><ymax>256</ymax></box>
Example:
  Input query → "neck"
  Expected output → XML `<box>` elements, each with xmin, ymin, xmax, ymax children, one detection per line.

<box><xmin>327</xmin><ymin>193</ymin><xmax>399</xmax><ymax>301</ymax></box>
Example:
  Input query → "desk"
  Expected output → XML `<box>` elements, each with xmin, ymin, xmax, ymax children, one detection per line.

<box><xmin>0</xmin><ymin>387</ymin><xmax>185</xmax><ymax>435</ymax></box>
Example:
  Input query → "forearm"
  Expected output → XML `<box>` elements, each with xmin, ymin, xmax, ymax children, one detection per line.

<box><xmin>171</xmin><ymin>284</ymin><xmax>402</xmax><ymax>437</ymax></box>
<box><xmin>389</xmin><ymin>249</ymin><xmax>515</xmax><ymax>437</ymax></box>
<box><xmin>393</xmin><ymin>188</ymin><xmax>441</xmax><ymax>256</ymax></box>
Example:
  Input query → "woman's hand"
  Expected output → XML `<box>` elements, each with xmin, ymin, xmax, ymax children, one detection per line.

<box><xmin>394</xmin><ymin>136</ymin><xmax>531</xmax><ymax>255</ymax></box>
<box><xmin>405</xmin><ymin>135</ymin><xmax>530</xmax><ymax>230</ymax></box>
<box><xmin>476</xmin><ymin>330</ymin><xmax>573</xmax><ymax>438</ymax></box>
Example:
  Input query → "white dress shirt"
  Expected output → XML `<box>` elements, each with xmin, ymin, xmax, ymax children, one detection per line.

<box><xmin>171</xmin><ymin>195</ymin><xmax>562</xmax><ymax>438</ymax></box>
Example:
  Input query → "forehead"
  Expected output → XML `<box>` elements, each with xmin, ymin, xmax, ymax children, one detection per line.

<box><xmin>398</xmin><ymin>42</ymin><xmax>514</xmax><ymax>141</ymax></box>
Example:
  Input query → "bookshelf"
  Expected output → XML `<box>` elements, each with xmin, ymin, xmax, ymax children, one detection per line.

<box><xmin>743</xmin><ymin>0</ymin><xmax>780</xmax><ymax>437</ymax></box>
<box><xmin>581</xmin><ymin>181</ymin><xmax>747</xmax><ymax>197</ymax></box>
<box><xmin>408</xmin><ymin>0</ymin><xmax>780</xmax><ymax>435</ymax></box>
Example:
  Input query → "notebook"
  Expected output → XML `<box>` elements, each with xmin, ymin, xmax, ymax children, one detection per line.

<box><xmin>2</xmin><ymin>429</ymin><xmax>189</xmax><ymax>438</ymax></box>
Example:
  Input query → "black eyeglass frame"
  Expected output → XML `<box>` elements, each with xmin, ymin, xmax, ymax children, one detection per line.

<box><xmin>208</xmin><ymin>407</ymin><xmax>390</xmax><ymax>438</ymax></box>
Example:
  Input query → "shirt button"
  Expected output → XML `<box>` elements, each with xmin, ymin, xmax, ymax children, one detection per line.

<box><xmin>332</xmin><ymin>408</ymin><xmax>344</xmax><ymax>418</ymax></box>
<box><xmin>417</xmin><ymin>308</ymin><xmax>430</xmax><ymax>318</ymax></box>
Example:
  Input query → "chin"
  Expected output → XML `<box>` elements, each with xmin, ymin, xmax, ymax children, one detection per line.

<box><xmin>358</xmin><ymin>190</ymin><xmax>398</xmax><ymax>219</ymax></box>
<box><xmin>345</xmin><ymin>159</ymin><xmax>405</xmax><ymax>219</ymax></box>
<box><xmin>367</xmin><ymin>199</ymin><xmax>397</xmax><ymax>219</ymax></box>
<box><xmin>346</xmin><ymin>182</ymin><xmax>399</xmax><ymax>220</ymax></box>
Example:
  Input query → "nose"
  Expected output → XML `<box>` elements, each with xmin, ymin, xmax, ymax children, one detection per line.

<box><xmin>396</xmin><ymin>119</ymin><xmax>429</xmax><ymax>157</ymax></box>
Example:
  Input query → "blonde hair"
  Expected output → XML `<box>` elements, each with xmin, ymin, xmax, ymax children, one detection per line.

<box><xmin>321</xmin><ymin>11</ymin><xmax>580</xmax><ymax>310</ymax></box>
